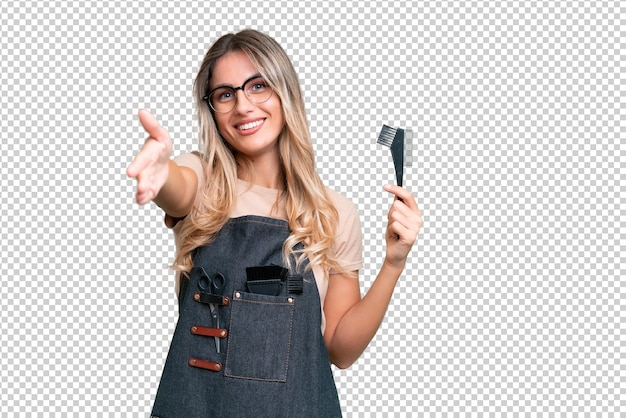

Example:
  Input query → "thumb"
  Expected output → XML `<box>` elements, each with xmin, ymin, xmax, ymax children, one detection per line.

<box><xmin>138</xmin><ymin>109</ymin><xmax>167</xmax><ymax>140</ymax></box>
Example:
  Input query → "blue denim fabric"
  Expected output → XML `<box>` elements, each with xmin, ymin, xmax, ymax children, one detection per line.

<box><xmin>151</xmin><ymin>216</ymin><xmax>342</xmax><ymax>417</ymax></box>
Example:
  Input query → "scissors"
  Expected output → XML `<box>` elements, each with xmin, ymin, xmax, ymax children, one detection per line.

<box><xmin>197</xmin><ymin>267</ymin><xmax>226</xmax><ymax>353</ymax></box>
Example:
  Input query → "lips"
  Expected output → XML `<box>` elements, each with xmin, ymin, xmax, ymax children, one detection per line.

<box><xmin>236</xmin><ymin>118</ymin><xmax>265</xmax><ymax>131</ymax></box>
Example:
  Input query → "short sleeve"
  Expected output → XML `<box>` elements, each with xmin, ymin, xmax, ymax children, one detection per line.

<box><xmin>174</xmin><ymin>152</ymin><xmax>205</xmax><ymax>186</ymax></box>
<box><xmin>327</xmin><ymin>189</ymin><xmax>364</xmax><ymax>274</ymax></box>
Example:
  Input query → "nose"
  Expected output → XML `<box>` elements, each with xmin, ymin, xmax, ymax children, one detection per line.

<box><xmin>233</xmin><ymin>89</ymin><xmax>255</xmax><ymax>113</ymax></box>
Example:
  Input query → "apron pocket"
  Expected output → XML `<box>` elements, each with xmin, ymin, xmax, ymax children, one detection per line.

<box><xmin>224</xmin><ymin>291</ymin><xmax>295</xmax><ymax>382</ymax></box>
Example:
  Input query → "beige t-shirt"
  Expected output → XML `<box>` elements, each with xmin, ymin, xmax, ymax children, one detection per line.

<box><xmin>169</xmin><ymin>153</ymin><xmax>364</xmax><ymax>332</ymax></box>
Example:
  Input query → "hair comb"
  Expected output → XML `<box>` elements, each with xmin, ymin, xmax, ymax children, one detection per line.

<box><xmin>376</xmin><ymin>124</ymin><xmax>413</xmax><ymax>187</ymax></box>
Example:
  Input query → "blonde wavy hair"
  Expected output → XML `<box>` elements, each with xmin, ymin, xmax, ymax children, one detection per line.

<box><xmin>173</xmin><ymin>29</ymin><xmax>342</xmax><ymax>276</ymax></box>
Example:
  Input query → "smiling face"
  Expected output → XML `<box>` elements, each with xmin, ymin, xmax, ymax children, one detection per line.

<box><xmin>209</xmin><ymin>50</ymin><xmax>285</xmax><ymax>163</ymax></box>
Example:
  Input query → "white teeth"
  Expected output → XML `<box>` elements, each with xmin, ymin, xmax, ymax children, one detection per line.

<box><xmin>237</xmin><ymin>119</ymin><xmax>264</xmax><ymax>130</ymax></box>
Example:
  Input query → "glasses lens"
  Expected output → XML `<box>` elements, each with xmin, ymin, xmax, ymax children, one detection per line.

<box><xmin>244</xmin><ymin>77</ymin><xmax>273</xmax><ymax>104</ymax></box>
<box><xmin>209</xmin><ymin>87</ymin><xmax>236</xmax><ymax>113</ymax></box>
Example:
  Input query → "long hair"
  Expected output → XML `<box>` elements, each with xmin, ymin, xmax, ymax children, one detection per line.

<box><xmin>173</xmin><ymin>29</ymin><xmax>342</xmax><ymax>276</ymax></box>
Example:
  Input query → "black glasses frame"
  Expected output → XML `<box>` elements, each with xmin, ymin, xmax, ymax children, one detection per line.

<box><xmin>202</xmin><ymin>74</ymin><xmax>273</xmax><ymax>113</ymax></box>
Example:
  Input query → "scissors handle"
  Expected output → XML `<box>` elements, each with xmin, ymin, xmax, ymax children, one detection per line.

<box><xmin>196</xmin><ymin>268</ymin><xmax>226</xmax><ymax>295</ymax></box>
<box><xmin>211</xmin><ymin>272</ymin><xmax>225</xmax><ymax>294</ymax></box>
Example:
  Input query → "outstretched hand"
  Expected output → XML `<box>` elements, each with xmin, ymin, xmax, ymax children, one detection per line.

<box><xmin>127</xmin><ymin>110</ymin><xmax>173</xmax><ymax>205</ymax></box>
<box><xmin>383</xmin><ymin>184</ymin><xmax>423</xmax><ymax>268</ymax></box>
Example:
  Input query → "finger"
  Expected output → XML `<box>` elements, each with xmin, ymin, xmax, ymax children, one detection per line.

<box><xmin>126</xmin><ymin>145</ymin><xmax>154</xmax><ymax>178</ymax></box>
<box><xmin>135</xmin><ymin>189</ymin><xmax>150</xmax><ymax>205</ymax></box>
<box><xmin>390</xmin><ymin>202</ymin><xmax>423</xmax><ymax>232</ymax></box>
<box><xmin>383</xmin><ymin>184</ymin><xmax>419</xmax><ymax>211</ymax></box>
<box><xmin>138</xmin><ymin>109</ymin><xmax>167</xmax><ymax>141</ymax></box>
<box><xmin>135</xmin><ymin>172</ymin><xmax>157</xmax><ymax>204</ymax></box>
<box><xmin>127</xmin><ymin>155</ymin><xmax>145</xmax><ymax>178</ymax></box>
<box><xmin>127</xmin><ymin>135</ymin><xmax>167</xmax><ymax>177</ymax></box>
<box><xmin>390</xmin><ymin>207</ymin><xmax>422</xmax><ymax>234</ymax></box>
<box><xmin>389</xmin><ymin>198</ymin><xmax>422</xmax><ymax>222</ymax></box>
<box><xmin>387</xmin><ymin>219</ymin><xmax>418</xmax><ymax>244</ymax></box>
<box><xmin>136</xmin><ymin>187</ymin><xmax>155</xmax><ymax>205</ymax></box>
<box><xmin>136</xmin><ymin>189</ymin><xmax>153</xmax><ymax>205</ymax></box>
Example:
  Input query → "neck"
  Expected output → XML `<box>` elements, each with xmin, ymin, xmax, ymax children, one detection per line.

<box><xmin>236</xmin><ymin>154</ymin><xmax>283</xmax><ymax>190</ymax></box>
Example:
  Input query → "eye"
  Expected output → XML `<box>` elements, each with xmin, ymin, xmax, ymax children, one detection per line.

<box><xmin>248</xmin><ymin>78</ymin><xmax>269</xmax><ymax>93</ymax></box>
<box><xmin>213</xmin><ymin>88</ymin><xmax>235</xmax><ymax>102</ymax></box>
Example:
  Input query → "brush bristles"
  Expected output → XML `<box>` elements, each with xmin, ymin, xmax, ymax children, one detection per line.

<box><xmin>377</xmin><ymin>124</ymin><xmax>397</xmax><ymax>148</ymax></box>
<box><xmin>288</xmin><ymin>275</ymin><xmax>303</xmax><ymax>294</ymax></box>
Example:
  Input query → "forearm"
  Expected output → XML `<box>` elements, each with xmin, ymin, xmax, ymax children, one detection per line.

<box><xmin>327</xmin><ymin>259</ymin><xmax>405</xmax><ymax>369</ymax></box>
<box><xmin>154</xmin><ymin>160</ymin><xmax>198</xmax><ymax>218</ymax></box>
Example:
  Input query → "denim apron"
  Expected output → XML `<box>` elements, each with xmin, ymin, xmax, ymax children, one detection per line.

<box><xmin>151</xmin><ymin>215</ymin><xmax>342</xmax><ymax>417</ymax></box>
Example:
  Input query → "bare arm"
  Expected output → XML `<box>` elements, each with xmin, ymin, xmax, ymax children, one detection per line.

<box><xmin>323</xmin><ymin>185</ymin><xmax>423</xmax><ymax>369</ymax></box>
<box><xmin>153</xmin><ymin>160</ymin><xmax>198</xmax><ymax>217</ymax></box>
<box><xmin>127</xmin><ymin>109</ymin><xmax>198</xmax><ymax>217</ymax></box>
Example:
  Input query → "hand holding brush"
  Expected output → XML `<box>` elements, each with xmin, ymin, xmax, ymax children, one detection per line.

<box><xmin>377</xmin><ymin>124</ymin><xmax>423</xmax><ymax>258</ymax></box>
<box><xmin>382</xmin><ymin>184</ymin><xmax>423</xmax><ymax>268</ymax></box>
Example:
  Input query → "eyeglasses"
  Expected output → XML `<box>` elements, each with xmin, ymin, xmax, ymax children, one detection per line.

<box><xmin>203</xmin><ymin>74</ymin><xmax>274</xmax><ymax>114</ymax></box>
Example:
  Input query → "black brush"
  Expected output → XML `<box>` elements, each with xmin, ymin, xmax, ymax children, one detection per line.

<box><xmin>287</xmin><ymin>275</ymin><xmax>303</xmax><ymax>294</ymax></box>
<box><xmin>244</xmin><ymin>266</ymin><xmax>303</xmax><ymax>295</ymax></box>
<box><xmin>377</xmin><ymin>124</ymin><xmax>413</xmax><ymax>188</ymax></box>
<box><xmin>245</xmin><ymin>265</ymin><xmax>288</xmax><ymax>296</ymax></box>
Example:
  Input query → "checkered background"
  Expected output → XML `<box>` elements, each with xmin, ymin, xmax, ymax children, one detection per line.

<box><xmin>1</xmin><ymin>0</ymin><xmax>621</xmax><ymax>416</ymax></box>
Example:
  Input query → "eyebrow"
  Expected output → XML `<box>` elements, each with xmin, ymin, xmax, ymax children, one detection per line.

<box><xmin>209</xmin><ymin>73</ymin><xmax>264</xmax><ymax>92</ymax></box>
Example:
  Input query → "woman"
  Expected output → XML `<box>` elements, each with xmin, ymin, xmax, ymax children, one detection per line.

<box><xmin>127</xmin><ymin>29</ymin><xmax>423</xmax><ymax>417</ymax></box>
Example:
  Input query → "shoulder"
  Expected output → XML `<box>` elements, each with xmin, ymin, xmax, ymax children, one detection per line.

<box><xmin>325</xmin><ymin>187</ymin><xmax>356</xmax><ymax>212</ymax></box>
<box><xmin>325</xmin><ymin>187</ymin><xmax>359</xmax><ymax>219</ymax></box>
<box><xmin>174</xmin><ymin>151</ymin><xmax>203</xmax><ymax>170</ymax></box>
<box><xmin>174</xmin><ymin>152</ymin><xmax>205</xmax><ymax>184</ymax></box>
<box><xmin>324</xmin><ymin>186</ymin><xmax>361</xmax><ymax>239</ymax></box>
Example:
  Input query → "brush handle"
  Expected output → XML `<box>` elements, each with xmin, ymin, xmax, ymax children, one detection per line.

<box><xmin>390</xmin><ymin>128</ymin><xmax>404</xmax><ymax>187</ymax></box>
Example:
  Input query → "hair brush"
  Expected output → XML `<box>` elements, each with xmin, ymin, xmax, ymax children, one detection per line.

<box><xmin>377</xmin><ymin>124</ymin><xmax>413</xmax><ymax>187</ymax></box>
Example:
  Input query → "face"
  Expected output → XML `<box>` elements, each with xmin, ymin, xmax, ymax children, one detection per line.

<box><xmin>209</xmin><ymin>50</ymin><xmax>285</xmax><ymax>161</ymax></box>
